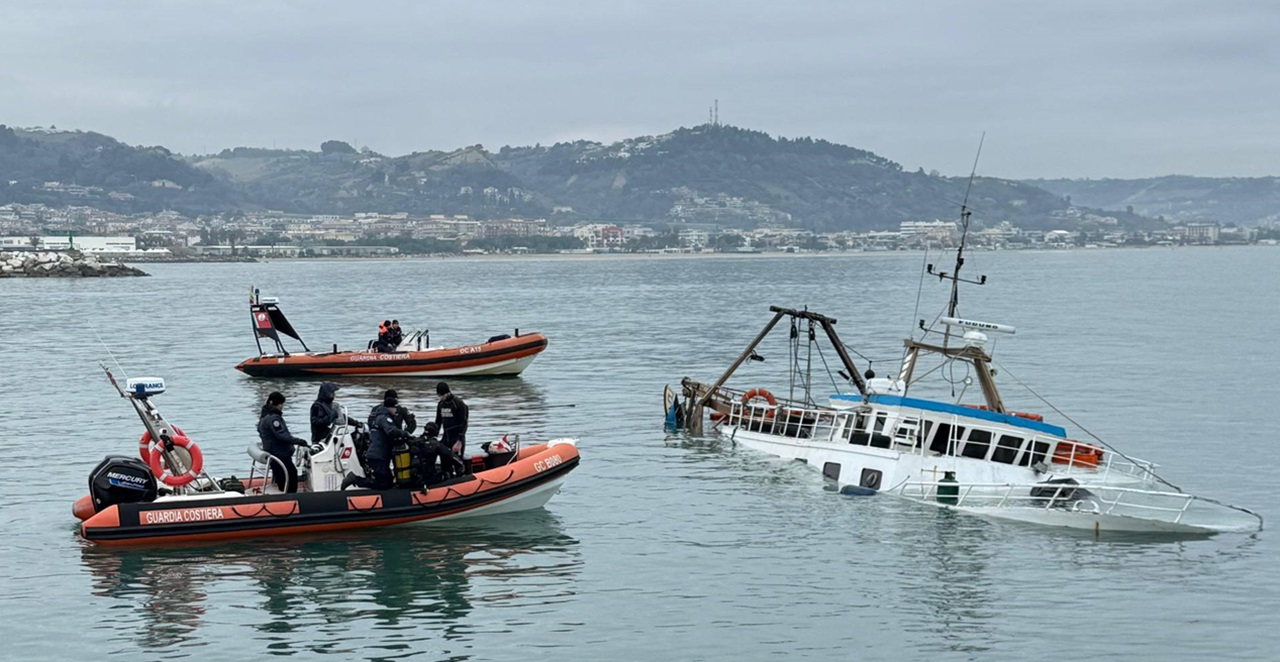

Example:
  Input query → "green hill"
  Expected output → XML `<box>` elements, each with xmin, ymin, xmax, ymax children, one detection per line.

<box><xmin>1</xmin><ymin>122</ymin><xmax>1150</xmax><ymax>231</ymax></box>
<box><xmin>0</xmin><ymin>125</ymin><xmax>243</xmax><ymax>213</ymax></box>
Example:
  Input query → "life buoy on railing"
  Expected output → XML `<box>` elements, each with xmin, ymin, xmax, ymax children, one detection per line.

<box><xmin>1051</xmin><ymin>440</ymin><xmax>1103</xmax><ymax>468</ymax></box>
<box><xmin>139</xmin><ymin>426</ymin><xmax>204</xmax><ymax>487</ymax></box>
<box><xmin>742</xmin><ymin>388</ymin><xmax>778</xmax><ymax>419</ymax></box>
<box><xmin>138</xmin><ymin>425</ymin><xmax>187</xmax><ymax>462</ymax></box>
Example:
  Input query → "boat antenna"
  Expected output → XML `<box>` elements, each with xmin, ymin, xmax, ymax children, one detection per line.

<box><xmin>926</xmin><ymin>133</ymin><xmax>988</xmax><ymax>341</ymax></box>
<box><xmin>88</xmin><ymin>319</ymin><xmax>129</xmax><ymax>380</ymax></box>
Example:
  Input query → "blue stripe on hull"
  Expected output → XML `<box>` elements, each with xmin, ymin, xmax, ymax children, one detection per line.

<box><xmin>831</xmin><ymin>394</ymin><xmax>1067</xmax><ymax>437</ymax></box>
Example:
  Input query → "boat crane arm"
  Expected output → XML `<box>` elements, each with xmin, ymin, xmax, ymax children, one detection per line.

<box><xmin>695</xmin><ymin>308</ymin><xmax>787</xmax><ymax>408</ymax></box>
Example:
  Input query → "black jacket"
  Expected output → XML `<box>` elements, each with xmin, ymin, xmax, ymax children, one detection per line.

<box><xmin>366</xmin><ymin>404</ymin><xmax>411</xmax><ymax>460</ymax></box>
<box><xmin>309</xmin><ymin>382</ymin><xmax>342</xmax><ymax>442</ymax></box>
<box><xmin>258</xmin><ymin>405</ymin><xmax>307</xmax><ymax>457</ymax></box>
<box><xmin>435</xmin><ymin>394</ymin><xmax>468</xmax><ymax>443</ymax></box>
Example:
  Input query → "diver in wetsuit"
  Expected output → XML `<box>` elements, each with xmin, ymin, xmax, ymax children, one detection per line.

<box><xmin>435</xmin><ymin>381</ymin><xmax>469</xmax><ymax>456</ymax></box>
<box><xmin>342</xmin><ymin>390</ymin><xmax>411</xmax><ymax>490</ymax></box>
<box><xmin>258</xmin><ymin>391</ymin><xmax>308</xmax><ymax>493</ymax></box>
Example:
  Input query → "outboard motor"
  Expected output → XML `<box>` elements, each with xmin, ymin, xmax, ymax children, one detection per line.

<box><xmin>88</xmin><ymin>455</ymin><xmax>158</xmax><ymax>513</ymax></box>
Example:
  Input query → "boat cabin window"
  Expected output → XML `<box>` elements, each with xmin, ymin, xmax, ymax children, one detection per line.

<box><xmin>873</xmin><ymin>413</ymin><xmax>888</xmax><ymax>434</ymax></box>
<box><xmin>1021</xmin><ymin>439</ymin><xmax>1052</xmax><ymax>466</ymax></box>
<box><xmin>893</xmin><ymin>417</ymin><xmax>921</xmax><ymax>448</ymax></box>
<box><xmin>991</xmin><ymin>434</ymin><xmax>1025</xmax><ymax>465</ymax></box>
<box><xmin>961</xmin><ymin>429</ymin><xmax>993</xmax><ymax>460</ymax></box>
<box><xmin>927</xmin><ymin>423</ymin><xmax>964</xmax><ymax>455</ymax></box>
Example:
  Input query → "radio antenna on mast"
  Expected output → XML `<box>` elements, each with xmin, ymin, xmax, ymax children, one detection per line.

<box><xmin>925</xmin><ymin>133</ymin><xmax>988</xmax><ymax>342</ymax></box>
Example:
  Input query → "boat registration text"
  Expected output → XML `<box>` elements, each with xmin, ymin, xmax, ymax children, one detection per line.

<box><xmin>533</xmin><ymin>454</ymin><xmax>563</xmax><ymax>473</ymax></box>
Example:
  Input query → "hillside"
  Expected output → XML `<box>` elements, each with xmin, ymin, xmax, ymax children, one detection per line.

<box><xmin>1026</xmin><ymin>176</ymin><xmax>1280</xmax><ymax>226</ymax></box>
<box><xmin>0</xmin><ymin>122</ymin><xmax>1159</xmax><ymax>231</ymax></box>
<box><xmin>492</xmin><ymin>126</ymin><xmax>1071</xmax><ymax>230</ymax></box>
<box><xmin>0</xmin><ymin>125</ymin><xmax>243</xmax><ymax>214</ymax></box>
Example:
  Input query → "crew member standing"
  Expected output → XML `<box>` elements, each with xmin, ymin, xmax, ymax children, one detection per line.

<box><xmin>258</xmin><ymin>391</ymin><xmax>308</xmax><ymax>493</ymax></box>
<box><xmin>343</xmin><ymin>390</ymin><xmax>412</xmax><ymax>490</ymax></box>
<box><xmin>310</xmin><ymin>382</ymin><xmax>359</xmax><ymax>443</ymax></box>
<box><xmin>388</xmin><ymin>320</ymin><xmax>403</xmax><ymax>349</ymax></box>
<box><xmin>435</xmin><ymin>382</ymin><xmax>469</xmax><ymax>455</ymax></box>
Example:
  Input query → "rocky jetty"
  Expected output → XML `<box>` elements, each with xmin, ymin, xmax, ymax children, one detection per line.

<box><xmin>0</xmin><ymin>251</ymin><xmax>149</xmax><ymax>278</ymax></box>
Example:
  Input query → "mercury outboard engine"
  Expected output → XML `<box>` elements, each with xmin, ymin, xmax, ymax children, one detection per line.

<box><xmin>88</xmin><ymin>455</ymin><xmax>158</xmax><ymax>513</ymax></box>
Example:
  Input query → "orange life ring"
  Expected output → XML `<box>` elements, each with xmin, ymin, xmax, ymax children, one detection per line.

<box><xmin>1012</xmin><ymin>411</ymin><xmax>1045</xmax><ymax>422</ymax></box>
<box><xmin>138</xmin><ymin>424</ymin><xmax>186</xmax><ymax>462</ymax></box>
<box><xmin>140</xmin><ymin>427</ymin><xmax>204</xmax><ymax>487</ymax></box>
<box><xmin>742</xmin><ymin>388</ymin><xmax>778</xmax><ymax>419</ymax></box>
<box><xmin>1051</xmin><ymin>440</ymin><xmax>1103</xmax><ymax>468</ymax></box>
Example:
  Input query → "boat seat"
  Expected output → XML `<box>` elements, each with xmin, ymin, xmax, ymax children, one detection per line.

<box><xmin>247</xmin><ymin>444</ymin><xmax>272</xmax><ymax>465</ymax></box>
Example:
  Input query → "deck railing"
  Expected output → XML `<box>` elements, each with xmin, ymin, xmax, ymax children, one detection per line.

<box><xmin>692</xmin><ymin>381</ymin><xmax>1161</xmax><ymax>483</ymax></box>
<box><xmin>895</xmin><ymin>477</ymin><xmax>1198</xmax><ymax>521</ymax></box>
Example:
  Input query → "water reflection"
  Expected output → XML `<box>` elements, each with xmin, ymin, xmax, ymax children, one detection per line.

<box><xmin>896</xmin><ymin>510</ymin><xmax>998</xmax><ymax>654</ymax></box>
<box><xmin>80</xmin><ymin>512</ymin><xmax>581</xmax><ymax>659</ymax></box>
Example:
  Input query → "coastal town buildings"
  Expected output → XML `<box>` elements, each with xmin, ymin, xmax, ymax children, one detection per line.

<box><xmin>0</xmin><ymin>202</ymin><xmax>1270</xmax><ymax>258</ymax></box>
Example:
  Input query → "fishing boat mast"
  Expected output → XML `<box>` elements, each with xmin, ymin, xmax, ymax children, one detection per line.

<box><xmin>898</xmin><ymin>135</ymin><xmax>1010</xmax><ymax>413</ymax></box>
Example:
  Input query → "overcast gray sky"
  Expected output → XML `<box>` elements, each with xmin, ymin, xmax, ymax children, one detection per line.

<box><xmin>2</xmin><ymin>1</ymin><xmax>1277</xmax><ymax>179</ymax></box>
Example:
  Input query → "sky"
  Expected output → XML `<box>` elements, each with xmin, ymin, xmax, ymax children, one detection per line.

<box><xmin>2</xmin><ymin>1</ymin><xmax>1277</xmax><ymax>179</ymax></box>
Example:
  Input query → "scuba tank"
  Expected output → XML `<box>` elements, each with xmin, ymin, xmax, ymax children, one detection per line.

<box><xmin>392</xmin><ymin>442</ymin><xmax>413</xmax><ymax>487</ymax></box>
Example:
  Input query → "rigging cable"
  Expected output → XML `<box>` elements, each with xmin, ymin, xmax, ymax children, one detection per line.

<box><xmin>88</xmin><ymin>320</ymin><xmax>129</xmax><ymax>380</ymax></box>
<box><xmin>990</xmin><ymin>356</ymin><xmax>1263</xmax><ymax>526</ymax></box>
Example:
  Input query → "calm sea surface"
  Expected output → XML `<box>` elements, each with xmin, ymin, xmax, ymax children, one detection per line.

<box><xmin>1</xmin><ymin>248</ymin><xmax>1277</xmax><ymax>661</ymax></box>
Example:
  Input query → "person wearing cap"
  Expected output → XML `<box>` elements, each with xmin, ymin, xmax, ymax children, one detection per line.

<box><xmin>343</xmin><ymin>389</ymin><xmax>411</xmax><ymax>490</ymax></box>
<box><xmin>257</xmin><ymin>391</ymin><xmax>308</xmax><ymax>493</ymax></box>
<box><xmin>434</xmin><ymin>382</ymin><xmax>469</xmax><ymax>455</ymax></box>
<box><xmin>415</xmin><ymin>420</ymin><xmax>467</xmax><ymax>482</ymax></box>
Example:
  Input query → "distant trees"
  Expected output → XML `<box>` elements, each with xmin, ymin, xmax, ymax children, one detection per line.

<box><xmin>320</xmin><ymin>140</ymin><xmax>357</xmax><ymax>155</ymax></box>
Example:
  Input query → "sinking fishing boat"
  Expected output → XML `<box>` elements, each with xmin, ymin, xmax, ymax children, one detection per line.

<box><xmin>668</xmin><ymin>200</ymin><xmax>1261</xmax><ymax>536</ymax></box>
<box><xmin>74</xmin><ymin>369</ymin><xmax>580</xmax><ymax>546</ymax></box>
<box><xmin>235</xmin><ymin>288</ymin><xmax>548</xmax><ymax>378</ymax></box>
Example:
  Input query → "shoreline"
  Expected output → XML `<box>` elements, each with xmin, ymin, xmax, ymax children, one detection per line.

<box><xmin>128</xmin><ymin>243</ymin><xmax>1271</xmax><ymax>265</ymax></box>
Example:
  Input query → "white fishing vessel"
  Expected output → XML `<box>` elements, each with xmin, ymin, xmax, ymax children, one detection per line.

<box><xmin>669</xmin><ymin>186</ymin><xmax>1261</xmax><ymax>536</ymax></box>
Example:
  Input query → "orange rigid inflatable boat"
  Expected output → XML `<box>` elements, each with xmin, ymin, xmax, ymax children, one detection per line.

<box><xmin>75</xmin><ymin>370</ymin><xmax>580</xmax><ymax>546</ymax></box>
<box><xmin>235</xmin><ymin>288</ymin><xmax>548</xmax><ymax>378</ymax></box>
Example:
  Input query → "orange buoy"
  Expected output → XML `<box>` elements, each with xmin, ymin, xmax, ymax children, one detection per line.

<box><xmin>742</xmin><ymin>388</ymin><xmax>778</xmax><ymax>419</ymax></box>
<box><xmin>141</xmin><ymin>429</ymin><xmax>204</xmax><ymax>487</ymax></box>
<box><xmin>1051</xmin><ymin>440</ymin><xmax>1103</xmax><ymax>468</ymax></box>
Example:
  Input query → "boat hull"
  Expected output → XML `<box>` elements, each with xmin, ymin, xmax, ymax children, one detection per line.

<box><xmin>78</xmin><ymin>442</ymin><xmax>578</xmax><ymax>546</ymax></box>
<box><xmin>235</xmin><ymin>333</ymin><xmax>548</xmax><ymax>378</ymax></box>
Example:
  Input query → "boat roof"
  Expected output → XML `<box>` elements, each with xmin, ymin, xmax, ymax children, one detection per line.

<box><xmin>830</xmin><ymin>393</ymin><xmax>1067</xmax><ymax>437</ymax></box>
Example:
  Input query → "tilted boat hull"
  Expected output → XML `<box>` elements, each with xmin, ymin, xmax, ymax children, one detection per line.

<box><xmin>235</xmin><ymin>333</ymin><xmax>548</xmax><ymax>378</ymax></box>
<box><xmin>78</xmin><ymin>442</ymin><xmax>578</xmax><ymax>546</ymax></box>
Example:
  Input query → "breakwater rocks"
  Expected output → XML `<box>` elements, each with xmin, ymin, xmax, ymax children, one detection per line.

<box><xmin>0</xmin><ymin>251</ymin><xmax>149</xmax><ymax>278</ymax></box>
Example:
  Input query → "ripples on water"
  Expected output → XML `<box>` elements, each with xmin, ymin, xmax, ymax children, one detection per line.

<box><xmin>1</xmin><ymin>250</ymin><xmax>1277</xmax><ymax>661</ymax></box>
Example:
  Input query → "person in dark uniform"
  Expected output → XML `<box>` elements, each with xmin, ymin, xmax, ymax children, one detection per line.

<box><xmin>386</xmin><ymin>388</ymin><xmax>417</xmax><ymax>435</ymax></box>
<box><xmin>257</xmin><ymin>391</ymin><xmax>308</xmax><ymax>493</ymax></box>
<box><xmin>435</xmin><ymin>382</ymin><xmax>469</xmax><ymax>455</ymax></box>
<box><xmin>375</xmin><ymin>320</ymin><xmax>394</xmax><ymax>352</ymax></box>
<box><xmin>343</xmin><ymin>390</ymin><xmax>411</xmax><ymax>490</ymax></box>
<box><xmin>417</xmin><ymin>420</ymin><xmax>466</xmax><ymax>482</ymax></box>
<box><xmin>388</xmin><ymin>320</ymin><xmax>403</xmax><ymax>349</ymax></box>
<box><xmin>309</xmin><ymin>382</ymin><xmax>350</xmax><ymax>443</ymax></box>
